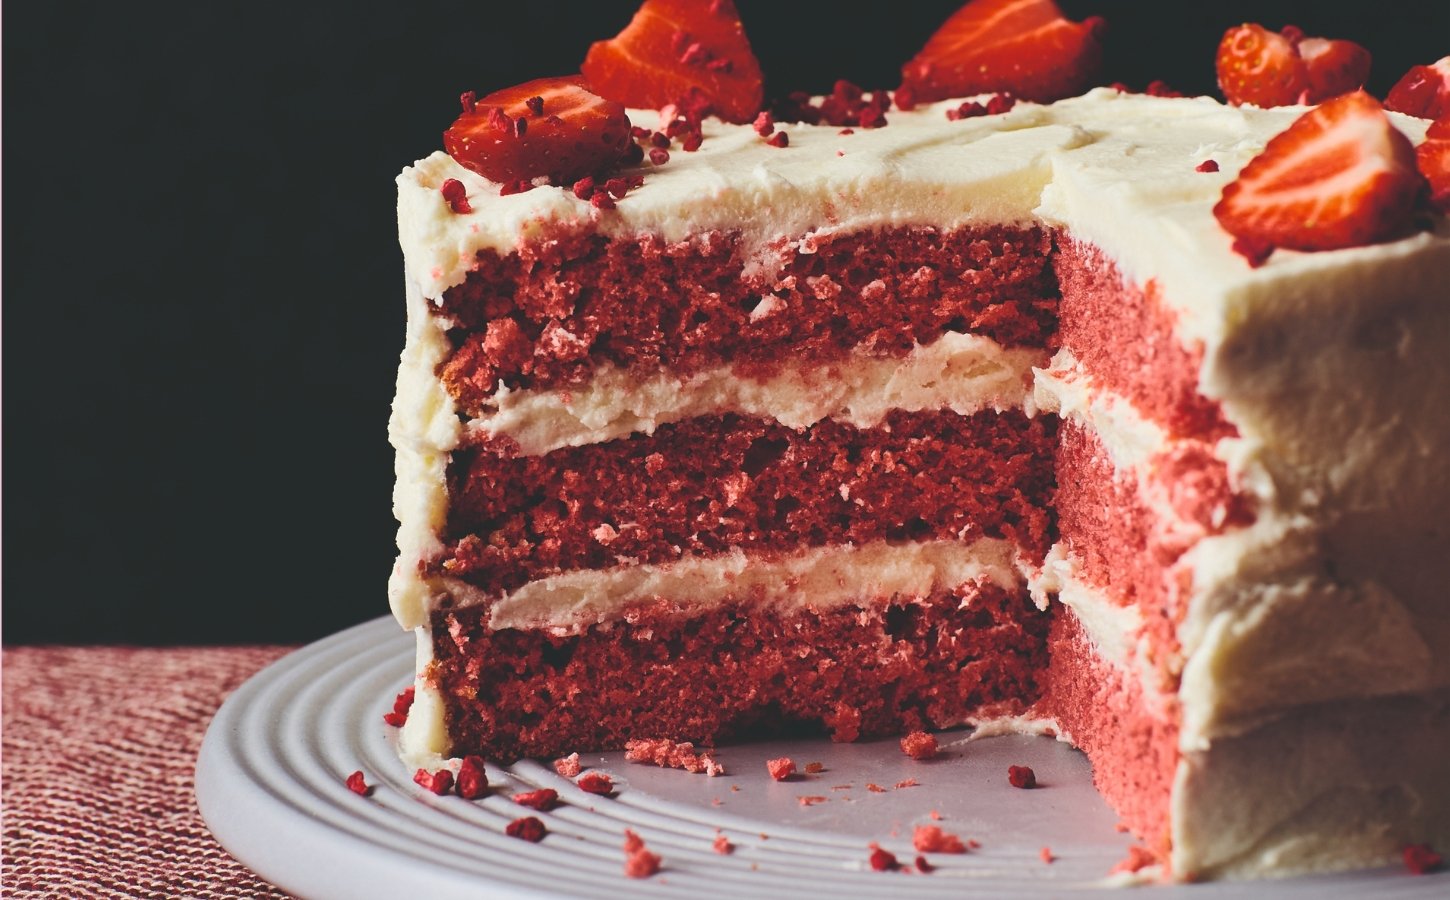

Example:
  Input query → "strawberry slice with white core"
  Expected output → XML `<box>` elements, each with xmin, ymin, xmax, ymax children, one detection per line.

<box><xmin>900</xmin><ymin>0</ymin><xmax>1105</xmax><ymax>104</ymax></box>
<box><xmin>1213</xmin><ymin>91</ymin><xmax>1421</xmax><ymax>253</ymax></box>
<box><xmin>1385</xmin><ymin>56</ymin><xmax>1450</xmax><ymax>119</ymax></box>
<box><xmin>581</xmin><ymin>0</ymin><xmax>764</xmax><ymax>124</ymax></box>
<box><xmin>444</xmin><ymin>76</ymin><xmax>632</xmax><ymax>185</ymax></box>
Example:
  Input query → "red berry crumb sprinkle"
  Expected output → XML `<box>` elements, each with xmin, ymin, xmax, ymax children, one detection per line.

<box><xmin>913</xmin><ymin>825</ymin><xmax>967</xmax><ymax>854</ymax></box>
<box><xmin>867</xmin><ymin>844</ymin><xmax>899</xmax><ymax>871</ymax></box>
<box><xmin>1008</xmin><ymin>765</ymin><xmax>1037</xmax><ymax>789</ymax></box>
<box><xmin>900</xmin><ymin>731</ymin><xmax>938</xmax><ymax>760</ymax></box>
<box><xmin>804</xmin><ymin>761</ymin><xmax>825</xmax><ymax>774</ymax></box>
<box><xmin>1040</xmin><ymin>846</ymin><xmax>1055</xmax><ymax>864</ymax></box>
<box><xmin>766</xmin><ymin>757</ymin><xmax>796</xmax><ymax>781</ymax></box>
<box><xmin>413</xmin><ymin>768</ymin><xmax>454</xmax><ymax>796</ymax></box>
<box><xmin>554</xmin><ymin>753</ymin><xmax>582</xmax><ymax>777</ymax></box>
<box><xmin>914</xmin><ymin>855</ymin><xmax>934</xmax><ymax>873</ymax></box>
<box><xmin>345</xmin><ymin>770</ymin><xmax>370</xmax><ymax>796</ymax></box>
<box><xmin>577</xmin><ymin>771</ymin><xmax>615</xmax><ymax>795</ymax></box>
<box><xmin>713</xmin><ymin>833</ymin><xmax>734</xmax><ymax>854</ymax></box>
<box><xmin>439</xmin><ymin>178</ymin><xmax>473</xmax><ymax>214</ymax></box>
<box><xmin>505</xmin><ymin>816</ymin><xmax>547</xmax><ymax>843</ymax></box>
<box><xmin>1404</xmin><ymin>843</ymin><xmax>1445</xmax><ymax>875</ymax></box>
<box><xmin>1196</xmin><ymin>159</ymin><xmax>1220</xmax><ymax>173</ymax></box>
<box><xmin>622</xmin><ymin>829</ymin><xmax>662</xmax><ymax>878</ymax></box>
<box><xmin>512</xmin><ymin>788</ymin><xmax>560</xmax><ymax>811</ymax></box>
<box><xmin>455</xmin><ymin>755</ymin><xmax>488</xmax><ymax>800</ymax></box>
<box><xmin>771</xmin><ymin>80</ymin><xmax>893</xmax><ymax>129</ymax></box>
<box><xmin>383</xmin><ymin>686</ymin><xmax>415</xmax><ymax>727</ymax></box>
<box><xmin>765</xmin><ymin>131</ymin><xmax>788</xmax><ymax>148</ymax></box>
<box><xmin>753</xmin><ymin>111</ymin><xmax>775</xmax><ymax>136</ymax></box>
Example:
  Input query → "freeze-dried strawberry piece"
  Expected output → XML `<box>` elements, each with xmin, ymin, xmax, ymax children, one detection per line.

<box><xmin>1007</xmin><ymin>764</ymin><xmax>1037</xmax><ymax>788</ymax></box>
<box><xmin>913</xmin><ymin>825</ymin><xmax>967</xmax><ymax>853</ymax></box>
<box><xmin>1417</xmin><ymin>114</ymin><xmax>1450</xmax><ymax>213</ymax></box>
<box><xmin>455</xmin><ymin>755</ymin><xmax>489</xmax><ymax>800</ymax></box>
<box><xmin>1213</xmin><ymin>91</ymin><xmax>1420</xmax><ymax>253</ymax></box>
<box><xmin>512</xmin><ymin>788</ymin><xmax>560</xmax><ymax>811</ymax></box>
<box><xmin>867</xmin><ymin>844</ymin><xmax>899</xmax><ymax>871</ymax></box>
<box><xmin>1404</xmin><ymin>843</ymin><xmax>1444</xmax><ymax>875</ymax></box>
<box><xmin>345</xmin><ymin>770</ymin><xmax>370</xmax><ymax>796</ymax></box>
<box><xmin>577</xmin><ymin>771</ymin><xmax>615</xmax><ymax>795</ymax></box>
<box><xmin>506</xmin><ymin>816</ymin><xmax>547</xmax><ymax>842</ymax></box>
<box><xmin>712</xmin><ymin>833</ymin><xmax>733</xmax><ymax>854</ymax></box>
<box><xmin>582</xmin><ymin>0</ymin><xmax>764</xmax><ymax>124</ymax></box>
<box><xmin>1040</xmin><ymin>846</ymin><xmax>1055</xmax><ymax>864</ymax></box>
<box><xmin>1385</xmin><ymin>57</ymin><xmax>1450</xmax><ymax>119</ymax></box>
<box><xmin>444</xmin><ymin>76</ymin><xmax>631</xmax><ymax>185</ymax></box>
<box><xmin>413</xmin><ymin>768</ymin><xmax>454</xmax><ymax>795</ymax></box>
<box><xmin>900</xmin><ymin>731</ymin><xmax>939</xmax><ymax>760</ymax></box>
<box><xmin>383</xmin><ymin>686</ymin><xmax>415</xmax><ymax>727</ymax></box>
<box><xmin>899</xmin><ymin>0</ymin><xmax>1105</xmax><ymax>104</ymax></box>
<box><xmin>766</xmin><ymin>757</ymin><xmax>796</xmax><ymax>781</ymax></box>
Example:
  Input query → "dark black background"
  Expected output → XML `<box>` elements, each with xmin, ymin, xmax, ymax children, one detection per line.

<box><xmin>5</xmin><ymin>1</ymin><xmax>1445</xmax><ymax>645</ymax></box>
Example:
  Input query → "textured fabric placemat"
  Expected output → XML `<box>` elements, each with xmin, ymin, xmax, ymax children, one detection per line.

<box><xmin>3</xmin><ymin>645</ymin><xmax>296</xmax><ymax>899</ymax></box>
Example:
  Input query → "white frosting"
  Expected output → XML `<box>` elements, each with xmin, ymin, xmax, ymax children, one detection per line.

<box><xmin>460</xmin><ymin>536</ymin><xmax>1022</xmax><ymax>631</ymax></box>
<box><xmin>1170</xmin><ymin>689</ymin><xmax>1450</xmax><ymax>880</ymax></box>
<box><xmin>475</xmin><ymin>331</ymin><xmax>1043</xmax><ymax>455</ymax></box>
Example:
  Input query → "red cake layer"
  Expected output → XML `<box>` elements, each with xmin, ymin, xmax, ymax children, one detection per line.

<box><xmin>436</xmin><ymin>225</ymin><xmax>1057</xmax><ymax>410</ymax></box>
<box><xmin>1054</xmin><ymin>422</ymin><xmax>1252</xmax><ymax>675</ymax></box>
<box><xmin>1054</xmin><ymin>239</ymin><xmax>1235</xmax><ymax>442</ymax></box>
<box><xmin>1039</xmin><ymin>609</ymin><xmax>1179</xmax><ymax>862</ymax></box>
<box><xmin>437</xmin><ymin>410</ymin><xmax>1056</xmax><ymax>593</ymax></box>
<box><xmin>429</xmin><ymin>581</ymin><xmax>1051</xmax><ymax>760</ymax></box>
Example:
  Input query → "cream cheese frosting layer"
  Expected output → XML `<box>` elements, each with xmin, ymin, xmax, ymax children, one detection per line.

<box><xmin>1170</xmin><ymin>689</ymin><xmax>1450</xmax><ymax>880</ymax></box>
<box><xmin>448</xmin><ymin>536</ymin><xmax>1028</xmax><ymax>632</ymax></box>
<box><xmin>474</xmin><ymin>331</ymin><xmax>1044</xmax><ymax>456</ymax></box>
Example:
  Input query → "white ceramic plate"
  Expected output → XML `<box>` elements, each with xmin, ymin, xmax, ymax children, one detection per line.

<box><xmin>197</xmin><ymin>616</ymin><xmax>1444</xmax><ymax>899</ymax></box>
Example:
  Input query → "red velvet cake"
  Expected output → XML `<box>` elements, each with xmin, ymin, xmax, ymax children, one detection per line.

<box><xmin>390</xmin><ymin>0</ymin><xmax>1450</xmax><ymax>881</ymax></box>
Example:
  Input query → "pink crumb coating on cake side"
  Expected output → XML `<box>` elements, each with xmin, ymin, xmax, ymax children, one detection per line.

<box><xmin>1052</xmin><ymin>239</ymin><xmax>1234</xmax><ymax>441</ymax></box>
<box><xmin>1054</xmin><ymin>421</ymin><xmax>1253</xmax><ymax>672</ymax></box>
<box><xmin>1039</xmin><ymin>610</ymin><xmax>1179</xmax><ymax>862</ymax></box>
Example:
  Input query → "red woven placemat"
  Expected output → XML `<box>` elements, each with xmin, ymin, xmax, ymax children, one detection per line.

<box><xmin>3</xmin><ymin>645</ymin><xmax>296</xmax><ymax>899</ymax></box>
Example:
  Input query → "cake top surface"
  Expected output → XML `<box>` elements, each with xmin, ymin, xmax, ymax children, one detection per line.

<box><xmin>399</xmin><ymin>88</ymin><xmax>1447</xmax><ymax>348</ymax></box>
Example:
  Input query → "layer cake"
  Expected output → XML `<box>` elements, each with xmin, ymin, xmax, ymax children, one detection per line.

<box><xmin>390</xmin><ymin>87</ymin><xmax>1450</xmax><ymax>879</ymax></box>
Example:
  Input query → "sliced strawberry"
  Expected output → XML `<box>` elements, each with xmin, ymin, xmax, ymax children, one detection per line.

<box><xmin>1298</xmin><ymin>37</ymin><xmax>1371</xmax><ymax>103</ymax></box>
<box><xmin>443</xmin><ymin>77</ymin><xmax>632</xmax><ymax>185</ymax></box>
<box><xmin>1214</xmin><ymin>91</ymin><xmax>1421</xmax><ymax>253</ymax></box>
<box><xmin>898</xmin><ymin>0</ymin><xmax>1105</xmax><ymax>104</ymax></box>
<box><xmin>1385</xmin><ymin>56</ymin><xmax>1450</xmax><ymax>119</ymax></box>
<box><xmin>581</xmin><ymin>0</ymin><xmax>763</xmax><ymax>124</ymax></box>
<box><xmin>1216</xmin><ymin>24</ymin><xmax>1307</xmax><ymax>107</ymax></box>
<box><xmin>1217</xmin><ymin>24</ymin><xmax>1370</xmax><ymax>108</ymax></box>
<box><xmin>1417</xmin><ymin>114</ymin><xmax>1450</xmax><ymax>213</ymax></box>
